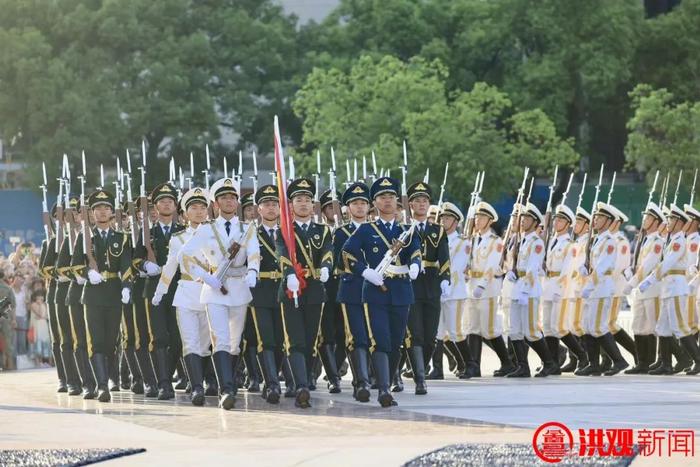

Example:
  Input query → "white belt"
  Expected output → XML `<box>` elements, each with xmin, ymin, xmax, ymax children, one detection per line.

<box><xmin>223</xmin><ymin>266</ymin><xmax>247</xmax><ymax>278</ymax></box>
<box><xmin>57</xmin><ymin>277</ymin><xmax>71</xmax><ymax>283</ymax></box>
<box><xmin>386</xmin><ymin>265</ymin><xmax>409</xmax><ymax>275</ymax></box>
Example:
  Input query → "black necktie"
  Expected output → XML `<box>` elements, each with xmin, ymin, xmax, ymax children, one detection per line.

<box><xmin>163</xmin><ymin>225</ymin><xmax>170</xmax><ymax>236</ymax></box>
<box><xmin>477</xmin><ymin>235</ymin><xmax>482</xmax><ymax>246</ymax></box>
<box><xmin>384</xmin><ymin>222</ymin><xmax>392</xmax><ymax>234</ymax></box>
<box><xmin>301</xmin><ymin>223</ymin><xmax>308</xmax><ymax>233</ymax></box>
<box><xmin>419</xmin><ymin>222</ymin><xmax>425</xmax><ymax>235</ymax></box>
<box><xmin>101</xmin><ymin>230</ymin><xmax>108</xmax><ymax>242</ymax></box>
<box><xmin>225</xmin><ymin>221</ymin><xmax>231</xmax><ymax>236</ymax></box>
<box><xmin>550</xmin><ymin>238</ymin><xmax>558</xmax><ymax>250</ymax></box>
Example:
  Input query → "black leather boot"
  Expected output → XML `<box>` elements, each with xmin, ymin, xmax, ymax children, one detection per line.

<box><xmin>444</xmin><ymin>340</ymin><xmax>466</xmax><ymax>377</ymax></box>
<box><xmin>598</xmin><ymin>333</ymin><xmax>629</xmax><ymax>376</ymax></box>
<box><xmin>212</xmin><ymin>351</ymin><xmax>236</xmax><ymax>410</ymax></box>
<box><xmin>625</xmin><ymin>335</ymin><xmax>650</xmax><ymax>374</ymax></box>
<box><xmin>153</xmin><ymin>348</ymin><xmax>174</xmax><ymax>400</ymax></box>
<box><xmin>407</xmin><ymin>346</ymin><xmax>427</xmax><ymax>395</ymax></box>
<box><xmin>75</xmin><ymin>348</ymin><xmax>97</xmax><ymax>399</ymax></box>
<box><xmin>679</xmin><ymin>335</ymin><xmax>700</xmax><ymax>375</ymax></box>
<box><xmin>390</xmin><ymin>350</ymin><xmax>404</xmax><ymax>393</ymax></box>
<box><xmin>258</xmin><ymin>350</ymin><xmax>281</xmax><ymax>404</ymax></box>
<box><xmin>90</xmin><ymin>353</ymin><xmax>111</xmax><ymax>402</ymax></box>
<box><xmin>108</xmin><ymin>350</ymin><xmax>120</xmax><ymax>392</ymax></box>
<box><xmin>319</xmin><ymin>344</ymin><xmax>341</xmax><ymax>393</ymax></box>
<box><xmin>125</xmin><ymin>349</ymin><xmax>144</xmax><ymax>394</ymax></box>
<box><xmin>203</xmin><ymin>356</ymin><xmax>219</xmax><ymax>397</ymax></box>
<box><xmin>489</xmin><ymin>336</ymin><xmax>516</xmax><ymax>377</ymax></box>
<box><xmin>289</xmin><ymin>351</ymin><xmax>311</xmax><ymax>408</ymax></box>
<box><xmin>529</xmin><ymin>338</ymin><xmax>559</xmax><ymax>377</ymax></box>
<box><xmin>544</xmin><ymin>336</ymin><xmax>560</xmax><ymax>367</ymax></box>
<box><xmin>135</xmin><ymin>348</ymin><xmax>158</xmax><ymax>398</ymax></box>
<box><xmin>281</xmin><ymin>356</ymin><xmax>296</xmax><ymax>398</ymax></box>
<box><xmin>183</xmin><ymin>354</ymin><xmax>205</xmax><ymax>406</ymax></box>
<box><xmin>231</xmin><ymin>354</ymin><xmax>241</xmax><ymax>396</ymax></box>
<box><xmin>506</xmin><ymin>340</ymin><xmax>530</xmax><ymax>377</ymax></box>
<box><xmin>575</xmin><ymin>335</ymin><xmax>602</xmax><ymax>376</ymax></box>
<box><xmin>671</xmin><ymin>337</ymin><xmax>693</xmax><ymax>373</ymax></box>
<box><xmin>61</xmin><ymin>348</ymin><xmax>82</xmax><ymax>396</ymax></box>
<box><xmin>649</xmin><ymin>337</ymin><xmax>673</xmax><ymax>375</ymax></box>
<box><xmin>350</xmin><ymin>348</ymin><xmax>371</xmax><ymax>402</ymax></box>
<box><xmin>243</xmin><ymin>346</ymin><xmax>261</xmax><ymax>393</ymax></box>
<box><xmin>426</xmin><ymin>341</ymin><xmax>445</xmax><ymax>380</ymax></box>
<box><xmin>53</xmin><ymin>342</ymin><xmax>67</xmax><ymax>392</ymax></box>
<box><xmin>464</xmin><ymin>334</ymin><xmax>482</xmax><ymax>378</ymax></box>
<box><xmin>371</xmin><ymin>351</ymin><xmax>395</xmax><ymax>408</ymax></box>
<box><xmin>120</xmin><ymin>351</ymin><xmax>131</xmax><ymax>390</ymax></box>
<box><xmin>560</xmin><ymin>333</ymin><xmax>588</xmax><ymax>372</ymax></box>
<box><xmin>613</xmin><ymin>329</ymin><xmax>638</xmax><ymax>365</ymax></box>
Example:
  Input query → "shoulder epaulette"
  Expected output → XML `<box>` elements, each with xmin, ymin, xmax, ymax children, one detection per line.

<box><xmin>172</xmin><ymin>229</ymin><xmax>187</xmax><ymax>238</ymax></box>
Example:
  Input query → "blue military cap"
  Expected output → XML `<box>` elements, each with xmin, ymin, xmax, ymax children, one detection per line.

<box><xmin>370</xmin><ymin>177</ymin><xmax>399</xmax><ymax>199</ymax></box>
<box><xmin>342</xmin><ymin>182</ymin><xmax>370</xmax><ymax>205</ymax></box>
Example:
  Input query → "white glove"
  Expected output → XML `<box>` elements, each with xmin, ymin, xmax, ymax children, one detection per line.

<box><xmin>362</xmin><ymin>268</ymin><xmax>384</xmax><ymax>287</ymax></box>
<box><xmin>245</xmin><ymin>270</ymin><xmax>257</xmax><ymax>288</ymax></box>
<box><xmin>409</xmin><ymin>263</ymin><xmax>420</xmax><ymax>280</ymax></box>
<box><xmin>287</xmin><ymin>274</ymin><xmax>300</xmax><ymax>293</ymax></box>
<box><xmin>505</xmin><ymin>271</ymin><xmax>517</xmax><ymax>283</ymax></box>
<box><xmin>581</xmin><ymin>285</ymin><xmax>592</xmax><ymax>299</ymax></box>
<box><xmin>517</xmin><ymin>291</ymin><xmax>529</xmax><ymax>306</ymax></box>
<box><xmin>88</xmin><ymin>269</ymin><xmax>102</xmax><ymax>285</ymax></box>
<box><xmin>319</xmin><ymin>267</ymin><xmax>329</xmax><ymax>283</ymax></box>
<box><xmin>473</xmin><ymin>285</ymin><xmax>485</xmax><ymax>299</ymax></box>
<box><xmin>121</xmin><ymin>288</ymin><xmax>131</xmax><ymax>305</ymax></box>
<box><xmin>151</xmin><ymin>292</ymin><xmax>163</xmax><ymax>306</ymax></box>
<box><xmin>440</xmin><ymin>280</ymin><xmax>450</xmax><ymax>296</ymax></box>
<box><xmin>143</xmin><ymin>261</ymin><xmax>161</xmax><ymax>276</ymax></box>
<box><xmin>578</xmin><ymin>265</ymin><xmax>589</xmax><ymax>277</ymax></box>
<box><xmin>623</xmin><ymin>267</ymin><xmax>633</xmax><ymax>281</ymax></box>
<box><xmin>639</xmin><ymin>278</ymin><xmax>653</xmax><ymax>294</ymax></box>
<box><xmin>689</xmin><ymin>265</ymin><xmax>699</xmax><ymax>276</ymax></box>
<box><xmin>75</xmin><ymin>276</ymin><xmax>87</xmax><ymax>285</ymax></box>
<box><xmin>622</xmin><ymin>283</ymin><xmax>633</xmax><ymax>296</ymax></box>
<box><xmin>552</xmin><ymin>292</ymin><xmax>562</xmax><ymax>302</ymax></box>
<box><xmin>202</xmin><ymin>272</ymin><xmax>223</xmax><ymax>291</ymax></box>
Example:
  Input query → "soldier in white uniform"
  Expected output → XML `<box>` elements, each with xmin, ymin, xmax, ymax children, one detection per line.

<box><xmin>639</xmin><ymin>205</ymin><xmax>700</xmax><ymax>375</ymax></box>
<box><xmin>505</xmin><ymin>203</ymin><xmax>558</xmax><ymax>377</ymax></box>
<box><xmin>624</xmin><ymin>202</ymin><xmax>665</xmax><ymax>374</ymax></box>
<box><xmin>179</xmin><ymin>178</ymin><xmax>260</xmax><ymax>409</ymax></box>
<box><xmin>606</xmin><ymin>208</ymin><xmax>638</xmax><ymax>369</ymax></box>
<box><xmin>436</xmin><ymin>202</ymin><xmax>470</xmax><ymax>378</ymax></box>
<box><xmin>577</xmin><ymin>203</ymin><xmax>629</xmax><ymax>376</ymax></box>
<box><xmin>684</xmin><ymin>205</ymin><xmax>700</xmax><ymax>342</ymax></box>
<box><xmin>541</xmin><ymin>205</ymin><xmax>588</xmax><ymax>372</ymax></box>
<box><xmin>152</xmin><ymin>187</ymin><xmax>211</xmax><ymax>406</ymax></box>
<box><xmin>466</xmin><ymin>201</ymin><xmax>514</xmax><ymax>377</ymax></box>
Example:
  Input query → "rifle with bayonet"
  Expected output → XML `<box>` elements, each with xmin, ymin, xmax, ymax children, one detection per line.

<box><xmin>79</xmin><ymin>153</ymin><xmax>98</xmax><ymax>271</ymax></box>
<box><xmin>672</xmin><ymin>170</ymin><xmax>683</xmax><ymax>206</ymax></box>
<box><xmin>124</xmin><ymin>149</ymin><xmax>140</xmax><ymax>248</ymax></box>
<box><xmin>584</xmin><ymin>164</ymin><xmax>605</xmax><ymax>272</ymax></box>
<box><xmin>55</xmin><ymin>160</ymin><xmax>66</xmax><ymax>254</ymax></box>
<box><xmin>401</xmin><ymin>141</ymin><xmax>411</xmax><ymax>223</ymax></box>
<box><xmin>329</xmin><ymin>148</ymin><xmax>342</xmax><ymax>227</ymax></box>
<box><xmin>251</xmin><ymin>151</ymin><xmax>260</xmax><ymax>223</ymax></box>
<box><xmin>463</xmin><ymin>171</ymin><xmax>484</xmax><ymax>274</ymax></box>
<box><xmin>40</xmin><ymin>162</ymin><xmax>52</xmax><ymax>243</ymax></box>
<box><xmin>631</xmin><ymin>170</ymin><xmax>660</xmax><ymax>272</ymax></box>
<box><xmin>499</xmin><ymin>168</ymin><xmax>529</xmax><ymax>272</ymax></box>
<box><xmin>313</xmin><ymin>150</ymin><xmax>322</xmax><ymax>223</ymax></box>
<box><xmin>139</xmin><ymin>141</ymin><xmax>156</xmax><ymax>264</ymax></box>
<box><xmin>114</xmin><ymin>157</ymin><xmax>124</xmax><ymax>231</ymax></box>
<box><xmin>63</xmin><ymin>155</ymin><xmax>77</xmax><ymax>255</ymax></box>
<box><xmin>541</xmin><ymin>165</ymin><xmax>559</xmax><ymax>270</ymax></box>
<box><xmin>607</xmin><ymin>171</ymin><xmax>617</xmax><ymax>205</ymax></box>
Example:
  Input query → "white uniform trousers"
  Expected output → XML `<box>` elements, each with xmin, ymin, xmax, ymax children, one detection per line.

<box><xmin>176</xmin><ymin>307</ymin><xmax>211</xmax><ymax>357</ymax></box>
<box><xmin>690</xmin><ymin>297</ymin><xmax>699</xmax><ymax>332</ymax></box>
<box><xmin>466</xmin><ymin>298</ymin><xmax>503</xmax><ymax>339</ymax></box>
<box><xmin>630</xmin><ymin>297</ymin><xmax>660</xmax><ymax>335</ymax></box>
<box><xmin>499</xmin><ymin>297</ymin><xmax>511</xmax><ymax>337</ymax></box>
<box><xmin>206</xmin><ymin>303</ymin><xmax>248</xmax><ymax>354</ymax></box>
<box><xmin>508</xmin><ymin>298</ymin><xmax>543</xmax><ymax>342</ymax></box>
<box><xmin>568</xmin><ymin>298</ymin><xmax>585</xmax><ymax>337</ymax></box>
<box><xmin>608</xmin><ymin>296</ymin><xmax>624</xmax><ymax>334</ymax></box>
<box><xmin>437</xmin><ymin>299</ymin><xmax>467</xmax><ymax>342</ymax></box>
<box><xmin>656</xmin><ymin>295</ymin><xmax>695</xmax><ymax>338</ymax></box>
<box><xmin>584</xmin><ymin>297</ymin><xmax>612</xmax><ymax>337</ymax></box>
<box><xmin>542</xmin><ymin>299</ymin><xmax>571</xmax><ymax>338</ymax></box>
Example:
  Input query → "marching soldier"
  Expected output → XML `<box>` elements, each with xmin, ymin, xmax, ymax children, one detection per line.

<box><xmin>624</xmin><ymin>202</ymin><xmax>665</xmax><ymax>373</ymax></box>
<box><xmin>39</xmin><ymin>205</ymin><xmax>67</xmax><ymax>392</ymax></box>
<box><xmin>134</xmin><ymin>183</ymin><xmax>185</xmax><ymax>400</ymax></box>
<box><xmin>541</xmin><ymin>205</ymin><xmax>588</xmax><ymax>372</ymax></box>
<box><xmin>335</xmin><ymin>182</ymin><xmax>372</xmax><ymax>402</ymax></box>
<box><xmin>577</xmin><ymin>203</ymin><xmax>629</xmax><ymax>376</ymax></box>
<box><xmin>71</xmin><ymin>189</ymin><xmax>133</xmax><ymax>402</ymax></box>
<box><xmin>318</xmin><ymin>189</ymin><xmax>343</xmax><ymax>394</ymax></box>
<box><xmin>152</xmin><ymin>187</ymin><xmax>212</xmax><ymax>406</ymax></box>
<box><xmin>437</xmin><ymin>202</ymin><xmax>471</xmax><ymax>378</ymax></box>
<box><xmin>466</xmin><ymin>202</ymin><xmax>515</xmax><ymax>377</ymax></box>
<box><xmin>240</xmin><ymin>191</ymin><xmax>262</xmax><ymax>393</ymax></box>
<box><xmin>179</xmin><ymin>177</ymin><xmax>260</xmax><ymax>409</ymax></box>
<box><xmin>249</xmin><ymin>184</ymin><xmax>284</xmax><ymax>404</ymax></box>
<box><xmin>54</xmin><ymin>197</ymin><xmax>83</xmax><ymax>396</ymax></box>
<box><xmin>405</xmin><ymin>181</ymin><xmax>450</xmax><ymax>393</ymax></box>
<box><xmin>276</xmin><ymin>178</ymin><xmax>333</xmax><ymax>408</ymax></box>
<box><xmin>342</xmin><ymin>177</ymin><xmax>422</xmax><ymax>407</ymax></box>
<box><xmin>684</xmin><ymin>205</ymin><xmax>700</xmax><ymax>343</ymax></box>
<box><xmin>505</xmin><ymin>203</ymin><xmax>557</xmax><ymax>377</ymax></box>
<box><xmin>638</xmin><ymin>205</ymin><xmax>700</xmax><ymax>375</ymax></box>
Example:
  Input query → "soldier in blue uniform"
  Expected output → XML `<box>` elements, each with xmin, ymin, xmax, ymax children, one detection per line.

<box><xmin>335</xmin><ymin>182</ymin><xmax>372</xmax><ymax>402</ymax></box>
<box><xmin>404</xmin><ymin>181</ymin><xmax>450</xmax><ymax>394</ymax></box>
<box><xmin>342</xmin><ymin>177</ymin><xmax>422</xmax><ymax>407</ymax></box>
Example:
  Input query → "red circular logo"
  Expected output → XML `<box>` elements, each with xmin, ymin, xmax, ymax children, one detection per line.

<box><xmin>532</xmin><ymin>421</ymin><xmax>574</xmax><ymax>463</ymax></box>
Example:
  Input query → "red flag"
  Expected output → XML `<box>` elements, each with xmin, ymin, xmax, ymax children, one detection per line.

<box><xmin>273</xmin><ymin>116</ymin><xmax>306</xmax><ymax>298</ymax></box>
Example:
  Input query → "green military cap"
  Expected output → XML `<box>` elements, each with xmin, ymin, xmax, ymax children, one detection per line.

<box><xmin>287</xmin><ymin>178</ymin><xmax>315</xmax><ymax>200</ymax></box>
<box><xmin>88</xmin><ymin>189</ymin><xmax>115</xmax><ymax>209</ymax></box>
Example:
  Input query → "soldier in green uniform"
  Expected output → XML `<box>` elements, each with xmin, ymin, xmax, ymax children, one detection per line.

<box><xmin>405</xmin><ymin>182</ymin><xmax>450</xmax><ymax>394</ymax></box>
<box><xmin>277</xmin><ymin>178</ymin><xmax>333</xmax><ymax>408</ymax></box>
<box><xmin>72</xmin><ymin>189</ymin><xmax>133</xmax><ymax>402</ymax></box>
<box><xmin>134</xmin><ymin>183</ymin><xmax>185</xmax><ymax>400</ymax></box>
<box><xmin>240</xmin><ymin>191</ymin><xmax>262</xmax><ymax>393</ymax></box>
